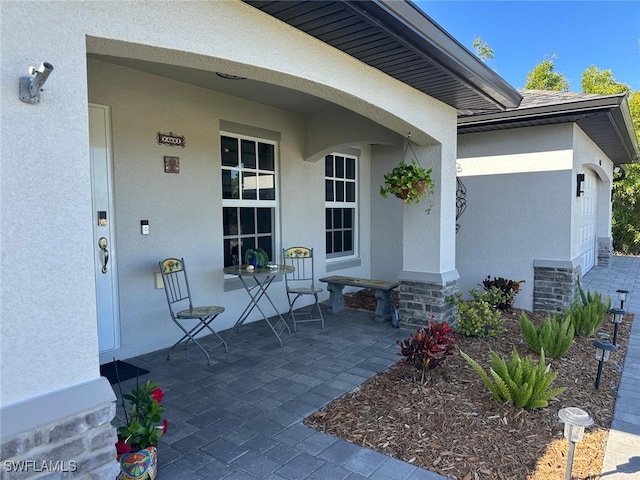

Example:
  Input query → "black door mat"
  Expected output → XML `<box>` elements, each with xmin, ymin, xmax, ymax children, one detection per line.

<box><xmin>100</xmin><ymin>360</ymin><xmax>149</xmax><ymax>385</ymax></box>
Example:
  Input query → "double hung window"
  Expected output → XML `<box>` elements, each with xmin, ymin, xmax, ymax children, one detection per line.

<box><xmin>325</xmin><ymin>153</ymin><xmax>357</xmax><ymax>259</ymax></box>
<box><xmin>221</xmin><ymin>134</ymin><xmax>278</xmax><ymax>267</ymax></box>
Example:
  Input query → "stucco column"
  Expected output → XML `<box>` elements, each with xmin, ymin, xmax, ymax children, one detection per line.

<box><xmin>398</xmin><ymin>143</ymin><xmax>459</xmax><ymax>327</ymax></box>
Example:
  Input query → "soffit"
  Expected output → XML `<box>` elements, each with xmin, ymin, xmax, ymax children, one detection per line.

<box><xmin>242</xmin><ymin>0</ymin><xmax>521</xmax><ymax>114</ymax></box>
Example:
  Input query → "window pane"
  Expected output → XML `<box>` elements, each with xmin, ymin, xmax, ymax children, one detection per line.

<box><xmin>224</xmin><ymin>238</ymin><xmax>241</xmax><ymax>267</ymax></box>
<box><xmin>344</xmin><ymin>208</ymin><xmax>353</xmax><ymax>228</ymax></box>
<box><xmin>335</xmin><ymin>181</ymin><xmax>344</xmax><ymax>202</ymax></box>
<box><xmin>325</xmin><ymin>179</ymin><xmax>334</xmax><ymax>202</ymax></box>
<box><xmin>344</xmin><ymin>230</ymin><xmax>353</xmax><ymax>252</ymax></box>
<box><xmin>223</xmin><ymin>207</ymin><xmax>237</xmax><ymax>236</ymax></box>
<box><xmin>240</xmin><ymin>208</ymin><xmax>255</xmax><ymax>234</ymax></box>
<box><xmin>222</xmin><ymin>170</ymin><xmax>239</xmax><ymax>199</ymax></box>
<box><xmin>325</xmin><ymin>209</ymin><xmax>332</xmax><ymax>229</ymax></box>
<box><xmin>334</xmin><ymin>231</ymin><xmax>343</xmax><ymax>252</ymax></box>
<box><xmin>241</xmin><ymin>238</ymin><xmax>256</xmax><ymax>261</ymax></box>
<box><xmin>326</xmin><ymin>232</ymin><xmax>333</xmax><ymax>254</ymax></box>
<box><xmin>221</xmin><ymin>136</ymin><xmax>238</xmax><ymax>167</ymax></box>
<box><xmin>258</xmin><ymin>173</ymin><xmax>275</xmax><ymax>200</ymax></box>
<box><xmin>242</xmin><ymin>172</ymin><xmax>257</xmax><ymax>200</ymax></box>
<box><xmin>257</xmin><ymin>208</ymin><xmax>272</xmax><ymax>234</ymax></box>
<box><xmin>258</xmin><ymin>237</ymin><xmax>273</xmax><ymax>261</ymax></box>
<box><xmin>333</xmin><ymin>209</ymin><xmax>342</xmax><ymax>229</ymax></box>
<box><xmin>335</xmin><ymin>156</ymin><xmax>344</xmax><ymax>178</ymax></box>
<box><xmin>346</xmin><ymin>182</ymin><xmax>355</xmax><ymax>202</ymax></box>
<box><xmin>346</xmin><ymin>157</ymin><xmax>356</xmax><ymax>179</ymax></box>
<box><xmin>241</xmin><ymin>139</ymin><xmax>256</xmax><ymax>169</ymax></box>
<box><xmin>325</xmin><ymin>155</ymin><xmax>334</xmax><ymax>177</ymax></box>
<box><xmin>258</xmin><ymin>143</ymin><xmax>274</xmax><ymax>171</ymax></box>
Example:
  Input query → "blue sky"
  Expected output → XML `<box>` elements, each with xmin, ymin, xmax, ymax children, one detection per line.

<box><xmin>414</xmin><ymin>1</ymin><xmax>640</xmax><ymax>92</ymax></box>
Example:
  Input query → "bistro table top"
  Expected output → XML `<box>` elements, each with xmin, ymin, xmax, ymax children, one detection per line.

<box><xmin>223</xmin><ymin>264</ymin><xmax>294</xmax><ymax>276</ymax></box>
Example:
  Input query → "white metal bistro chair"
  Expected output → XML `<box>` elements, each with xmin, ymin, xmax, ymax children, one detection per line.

<box><xmin>282</xmin><ymin>246</ymin><xmax>325</xmax><ymax>332</ymax></box>
<box><xmin>159</xmin><ymin>258</ymin><xmax>228</xmax><ymax>364</ymax></box>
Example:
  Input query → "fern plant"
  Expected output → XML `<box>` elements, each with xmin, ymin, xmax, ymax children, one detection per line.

<box><xmin>577</xmin><ymin>281</ymin><xmax>611</xmax><ymax>317</ymax></box>
<box><xmin>461</xmin><ymin>348</ymin><xmax>566</xmax><ymax>409</ymax></box>
<box><xmin>520</xmin><ymin>312</ymin><xmax>574</xmax><ymax>359</ymax></box>
<box><xmin>565</xmin><ymin>303</ymin><xmax>605</xmax><ymax>337</ymax></box>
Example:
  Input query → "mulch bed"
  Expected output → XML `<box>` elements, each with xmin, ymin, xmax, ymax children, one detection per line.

<box><xmin>305</xmin><ymin>289</ymin><xmax>631</xmax><ymax>480</ymax></box>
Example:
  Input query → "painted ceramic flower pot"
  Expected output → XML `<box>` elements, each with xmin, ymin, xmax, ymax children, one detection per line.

<box><xmin>117</xmin><ymin>446</ymin><xmax>157</xmax><ymax>480</ymax></box>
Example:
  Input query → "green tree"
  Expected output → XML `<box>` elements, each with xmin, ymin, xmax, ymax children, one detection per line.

<box><xmin>472</xmin><ymin>37</ymin><xmax>494</xmax><ymax>62</ymax></box>
<box><xmin>581</xmin><ymin>65</ymin><xmax>630</xmax><ymax>95</ymax></box>
<box><xmin>524</xmin><ymin>55</ymin><xmax>570</xmax><ymax>91</ymax></box>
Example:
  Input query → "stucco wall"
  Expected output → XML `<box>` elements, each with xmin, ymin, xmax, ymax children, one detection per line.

<box><xmin>456</xmin><ymin>123</ymin><xmax>615</xmax><ymax>311</ymax></box>
<box><xmin>456</xmin><ymin>124</ymin><xmax>575</xmax><ymax>310</ymax></box>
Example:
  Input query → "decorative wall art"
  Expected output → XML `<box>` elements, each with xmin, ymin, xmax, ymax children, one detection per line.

<box><xmin>164</xmin><ymin>156</ymin><xmax>180</xmax><ymax>174</ymax></box>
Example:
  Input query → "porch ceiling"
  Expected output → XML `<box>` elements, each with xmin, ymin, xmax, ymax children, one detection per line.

<box><xmin>242</xmin><ymin>0</ymin><xmax>522</xmax><ymax>114</ymax></box>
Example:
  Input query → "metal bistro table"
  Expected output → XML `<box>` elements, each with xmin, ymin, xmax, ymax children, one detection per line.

<box><xmin>224</xmin><ymin>264</ymin><xmax>294</xmax><ymax>346</ymax></box>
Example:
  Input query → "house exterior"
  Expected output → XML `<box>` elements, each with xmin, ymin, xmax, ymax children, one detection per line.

<box><xmin>456</xmin><ymin>90</ymin><xmax>639</xmax><ymax>313</ymax></box>
<box><xmin>0</xmin><ymin>1</ymin><xmax>522</xmax><ymax>476</ymax></box>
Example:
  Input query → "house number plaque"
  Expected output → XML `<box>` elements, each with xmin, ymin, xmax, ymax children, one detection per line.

<box><xmin>157</xmin><ymin>131</ymin><xmax>186</xmax><ymax>148</ymax></box>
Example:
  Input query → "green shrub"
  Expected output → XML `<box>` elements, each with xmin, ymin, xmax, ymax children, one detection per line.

<box><xmin>461</xmin><ymin>348</ymin><xmax>565</xmax><ymax>409</ymax></box>
<box><xmin>482</xmin><ymin>276</ymin><xmax>525</xmax><ymax>311</ymax></box>
<box><xmin>519</xmin><ymin>312</ymin><xmax>574</xmax><ymax>359</ymax></box>
<box><xmin>452</xmin><ymin>289</ymin><xmax>504</xmax><ymax>337</ymax></box>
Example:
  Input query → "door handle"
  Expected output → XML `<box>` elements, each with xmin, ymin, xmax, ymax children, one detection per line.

<box><xmin>98</xmin><ymin>237</ymin><xmax>109</xmax><ymax>274</ymax></box>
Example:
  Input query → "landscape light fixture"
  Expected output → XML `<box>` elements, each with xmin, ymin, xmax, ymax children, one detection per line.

<box><xmin>609</xmin><ymin>308</ymin><xmax>625</xmax><ymax>346</ymax></box>
<box><xmin>592</xmin><ymin>340</ymin><xmax>616</xmax><ymax>390</ymax></box>
<box><xmin>558</xmin><ymin>407</ymin><xmax>593</xmax><ymax>480</ymax></box>
<box><xmin>615</xmin><ymin>289</ymin><xmax>630</xmax><ymax>311</ymax></box>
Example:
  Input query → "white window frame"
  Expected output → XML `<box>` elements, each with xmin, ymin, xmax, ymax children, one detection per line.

<box><xmin>221</xmin><ymin>131</ymin><xmax>280</xmax><ymax>270</ymax></box>
<box><xmin>325</xmin><ymin>152</ymin><xmax>358</xmax><ymax>261</ymax></box>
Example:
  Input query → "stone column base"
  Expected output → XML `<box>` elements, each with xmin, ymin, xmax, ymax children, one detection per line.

<box><xmin>597</xmin><ymin>237</ymin><xmax>613</xmax><ymax>267</ymax></box>
<box><xmin>533</xmin><ymin>259</ymin><xmax>581</xmax><ymax>315</ymax></box>
<box><xmin>397</xmin><ymin>270</ymin><xmax>459</xmax><ymax>328</ymax></box>
<box><xmin>1</xmin><ymin>378</ymin><xmax>119</xmax><ymax>479</ymax></box>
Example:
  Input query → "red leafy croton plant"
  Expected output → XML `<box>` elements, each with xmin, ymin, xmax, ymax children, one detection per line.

<box><xmin>115</xmin><ymin>381</ymin><xmax>168</xmax><ymax>454</ymax></box>
<box><xmin>397</xmin><ymin>317</ymin><xmax>456</xmax><ymax>372</ymax></box>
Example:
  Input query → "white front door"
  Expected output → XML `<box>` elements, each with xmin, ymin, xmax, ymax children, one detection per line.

<box><xmin>579</xmin><ymin>169</ymin><xmax>597</xmax><ymax>274</ymax></box>
<box><xmin>89</xmin><ymin>104</ymin><xmax>120</xmax><ymax>352</ymax></box>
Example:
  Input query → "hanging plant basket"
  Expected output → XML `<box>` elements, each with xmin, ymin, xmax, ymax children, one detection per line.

<box><xmin>394</xmin><ymin>179</ymin><xmax>427</xmax><ymax>200</ymax></box>
<box><xmin>380</xmin><ymin>139</ymin><xmax>434</xmax><ymax>211</ymax></box>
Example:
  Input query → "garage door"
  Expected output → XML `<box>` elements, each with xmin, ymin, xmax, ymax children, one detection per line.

<box><xmin>579</xmin><ymin>169</ymin><xmax>597</xmax><ymax>274</ymax></box>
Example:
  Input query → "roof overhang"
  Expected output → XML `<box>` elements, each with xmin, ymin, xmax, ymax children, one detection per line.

<box><xmin>458</xmin><ymin>93</ymin><xmax>639</xmax><ymax>165</ymax></box>
<box><xmin>242</xmin><ymin>0</ymin><xmax>522</xmax><ymax>114</ymax></box>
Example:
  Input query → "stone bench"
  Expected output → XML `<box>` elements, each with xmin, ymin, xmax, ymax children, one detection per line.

<box><xmin>319</xmin><ymin>275</ymin><xmax>398</xmax><ymax>323</ymax></box>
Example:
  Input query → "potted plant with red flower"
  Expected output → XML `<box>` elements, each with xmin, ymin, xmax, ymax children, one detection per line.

<box><xmin>115</xmin><ymin>380</ymin><xmax>168</xmax><ymax>480</ymax></box>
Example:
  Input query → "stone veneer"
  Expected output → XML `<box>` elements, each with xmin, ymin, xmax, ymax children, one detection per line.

<box><xmin>1</xmin><ymin>379</ymin><xmax>119</xmax><ymax>480</ymax></box>
<box><xmin>597</xmin><ymin>237</ymin><xmax>613</xmax><ymax>267</ymax></box>
<box><xmin>533</xmin><ymin>260</ymin><xmax>582</xmax><ymax>314</ymax></box>
<box><xmin>398</xmin><ymin>278</ymin><xmax>458</xmax><ymax>328</ymax></box>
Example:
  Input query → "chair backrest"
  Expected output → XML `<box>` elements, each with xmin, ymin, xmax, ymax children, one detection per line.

<box><xmin>159</xmin><ymin>258</ymin><xmax>193</xmax><ymax>316</ymax></box>
<box><xmin>283</xmin><ymin>247</ymin><xmax>316</xmax><ymax>287</ymax></box>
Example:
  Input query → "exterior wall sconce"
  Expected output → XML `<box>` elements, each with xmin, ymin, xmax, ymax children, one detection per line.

<box><xmin>19</xmin><ymin>62</ymin><xmax>54</xmax><ymax>104</ymax></box>
<box><xmin>592</xmin><ymin>340</ymin><xmax>615</xmax><ymax>389</ymax></box>
<box><xmin>558</xmin><ymin>407</ymin><xmax>593</xmax><ymax>480</ymax></box>
<box><xmin>610</xmin><ymin>308</ymin><xmax>625</xmax><ymax>345</ymax></box>
<box><xmin>616</xmin><ymin>289</ymin><xmax>630</xmax><ymax>311</ymax></box>
<box><xmin>576</xmin><ymin>173</ymin><xmax>585</xmax><ymax>197</ymax></box>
